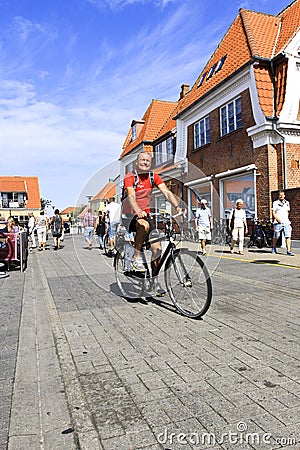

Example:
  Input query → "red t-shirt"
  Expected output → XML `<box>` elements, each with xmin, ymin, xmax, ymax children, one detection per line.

<box><xmin>123</xmin><ymin>171</ymin><xmax>163</xmax><ymax>214</ymax></box>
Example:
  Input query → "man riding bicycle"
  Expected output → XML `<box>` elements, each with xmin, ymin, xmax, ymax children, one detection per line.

<box><xmin>122</xmin><ymin>151</ymin><xmax>181</xmax><ymax>295</ymax></box>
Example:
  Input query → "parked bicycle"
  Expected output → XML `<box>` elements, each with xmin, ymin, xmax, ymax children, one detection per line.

<box><xmin>179</xmin><ymin>215</ymin><xmax>198</xmax><ymax>242</ymax></box>
<box><xmin>247</xmin><ymin>219</ymin><xmax>273</xmax><ymax>248</ymax></box>
<box><xmin>114</xmin><ymin>213</ymin><xmax>212</xmax><ymax>319</ymax></box>
<box><xmin>211</xmin><ymin>218</ymin><xmax>229</xmax><ymax>245</ymax></box>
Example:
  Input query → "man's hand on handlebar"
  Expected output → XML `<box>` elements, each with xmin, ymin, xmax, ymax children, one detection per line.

<box><xmin>136</xmin><ymin>210</ymin><xmax>148</xmax><ymax>219</ymax></box>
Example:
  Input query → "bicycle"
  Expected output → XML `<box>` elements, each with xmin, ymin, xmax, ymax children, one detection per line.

<box><xmin>211</xmin><ymin>218</ymin><xmax>228</xmax><ymax>245</ymax></box>
<box><xmin>247</xmin><ymin>219</ymin><xmax>273</xmax><ymax>249</ymax></box>
<box><xmin>103</xmin><ymin>233</ymin><xmax>111</xmax><ymax>256</ymax></box>
<box><xmin>178</xmin><ymin>216</ymin><xmax>198</xmax><ymax>242</ymax></box>
<box><xmin>114</xmin><ymin>213</ymin><xmax>212</xmax><ymax>319</ymax></box>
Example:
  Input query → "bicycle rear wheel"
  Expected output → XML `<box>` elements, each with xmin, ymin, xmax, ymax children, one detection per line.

<box><xmin>114</xmin><ymin>250</ymin><xmax>145</xmax><ymax>299</ymax></box>
<box><xmin>164</xmin><ymin>249</ymin><xmax>212</xmax><ymax>319</ymax></box>
<box><xmin>103</xmin><ymin>233</ymin><xmax>110</xmax><ymax>255</ymax></box>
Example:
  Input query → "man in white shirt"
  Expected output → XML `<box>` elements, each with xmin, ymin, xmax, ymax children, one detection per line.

<box><xmin>272</xmin><ymin>191</ymin><xmax>294</xmax><ymax>256</ymax></box>
<box><xmin>28</xmin><ymin>212</ymin><xmax>37</xmax><ymax>248</ymax></box>
<box><xmin>195</xmin><ymin>199</ymin><xmax>213</xmax><ymax>255</ymax></box>
<box><xmin>105</xmin><ymin>197</ymin><xmax>121</xmax><ymax>255</ymax></box>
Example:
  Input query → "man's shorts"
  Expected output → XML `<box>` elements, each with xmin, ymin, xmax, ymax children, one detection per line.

<box><xmin>273</xmin><ymin>223</ymin><xmax>292</xmax><ymax>239</ymax></box>
<box><xmin>108</xmin><ymin>222</ymin><xmax>119</xmax><ymax>239</ymax></box>
<box><xmin>122</xmin><ymin>215</ymin><xmax>155</xmax><ymax>235</ymax></box>
<box><xmin>198</xmin><ymin>225</ymin><xmax>211</xmax><ymax>240</ymax></box>
<box><xmin>84</xmin><ymin>226</ymin><xmax>94</xmax><ymax>240</ymax></box>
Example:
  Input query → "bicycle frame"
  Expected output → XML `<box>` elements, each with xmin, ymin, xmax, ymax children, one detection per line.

<box><xmin>142</xmin><ymin>237</ymin><xmax>176</xmax><ymax>279</ymax></box>
<box><xmin>114</xmin><ymin>212</ymin><xmax>213</xmax><ymax>318</ymax></box>
<box><xmin>119</xmin><ymin>212</ymin><xmax>183</xmax><ymax>283</ymax></box>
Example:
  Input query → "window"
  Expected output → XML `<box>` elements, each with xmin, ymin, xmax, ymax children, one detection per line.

<box><xmin>194</xmin><ymin>116</ymin><xmax>210</xmax><ymax>148</ymax></box>
<box><xmin>155</xmin><ymin>139</ymin><xmax>174</xmax><ymax>166</ymax></box>
<box><xmin>166</xmin><ymin>137</ymin><xmax>174</xmax><ymax>160</ymax></box>
<box><xmin>221</xmin><ymin>173</ymin><xmax>255</xmax><ymax>219</ymax></box>
<box><xmin>197</xmin><ymin>72</ymin><xmax>207</xmax><ymax>88</ymax></box>
<box><xmin>155</xmin><ymin>143</ymin><xmax>163</xmax><ymax>166</ymax></box>
<box><xmin>207</xmin><ymin>63</ymin><xmax>217</xmax><ymax>80</ymax></box>
<box><xmin>220</xmin><ymin>97</ymin><xmax>242</xmax><ymax>136</ymax></box>
<box><xmin>0</xmin><ymin>192</ymin><xmax>27</xmax><ymax>208</ymax></box>
<box><xmin>215</xmin><ymin>55</ymin><xmax>227</xmax><ymax>73</ymax></box>
<box><xmin>125</xmin><ymin>162</ymin><xmax>134</xmax><ymax>173</ymax></box>
<box><xmin>188</xmin><ymin>183</ymin><xmax>212</xmax><ymax>218</ymax></box>
<box><xmin>132</xmin><ymin>124</ymin><xmax>137</xmax><ymax>141</ymax></box>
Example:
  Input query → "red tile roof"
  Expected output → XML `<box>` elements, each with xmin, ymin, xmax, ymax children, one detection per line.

<box><xmin>60</xmin><ymin>206</ymin><xmax>75</xmax><ymax>215</ymax></box>
<box><xmin>120</xmin><ymin>100</ymin><xmax>177</xmax><ymax>158</ymax></box>
<box><xmin>0</xmin><ymin>176</ymin><xmax>40</xmax><ymax>208</ymax></box>
<box><xmin>91</xmin><ymin>182</ymin><xmax>116</xmax><ymax>201</ymax></box>
<box><xmin>276</xmin><ymin>0</ymin><xmax>300</xmax><ymax>54</ymax></box>
<box><xmin>78</xmin><ymin>205</ymin><xmax>89</xmax><ymax>218</ymax></box>
<box><xmin>177</xmin><ymin>1</ymin><xmax>300</xmax><ymax>118</ymax></box>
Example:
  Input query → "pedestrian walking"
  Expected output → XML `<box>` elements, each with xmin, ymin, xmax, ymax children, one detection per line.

<box><xmin>27</xmin><ymin>212</ymin><xmax>37</xmax><ymax>248</ymax></box>
<box><xmin>229</xmin><ymin>199</ymin><xmax>248</xmax><ymax>255</ymax></box>
<box><xmin>105</xmin><ymin>197</ymin><xmax>121</xmax><ymax>256</ymax></box>
<box><xmin>50</xmin><ymin>209</ymin><xmax>63</xmax><ymax>250</ymax></box>
<box><xmin>95</xmin><ymin>213</ymin><xmax>106</xmax><ymax>250</ymax></box>
<box><xmin>77</xmin><ymin>219</ymin><xmax>83</xmax><ymax>234</ymax></box>
<box><xmin>83</xmin><ymin>209</ymin><xmax>96</xmax><ymax>250</ymax></box>
<box><xmin>36</xmin><ymin>210</ymin><xmax>49</xmax><ymax>251</ymax></box>
<box><xmin>195</xmin><ymin>199</ymin><xmax>213</xmax><ymax>255</ymax></box>
<box><xmin>272</xmin><ymin>190</ymin><xmax>294</xmax><ymax>256</ymax></box>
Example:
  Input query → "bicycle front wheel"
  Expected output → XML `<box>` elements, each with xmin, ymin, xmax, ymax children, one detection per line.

<box><xmin>165</xmin><ymin>249</ymin><xmax>212</xmax><ymax>319</ymax></box>
<box><xmin>114</xmin><ymin>250</ymin><xmax>145</xmax><ymax>299</ymax></box>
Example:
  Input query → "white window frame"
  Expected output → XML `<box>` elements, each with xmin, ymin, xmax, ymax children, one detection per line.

<box><xmin>194</xmin><ymin>116</ymin><xmax>210</xmax><ymax>149</ymax></box>
<box><xmin>166</xmin><ymin>137</ymin><xmax>174</xmax><ymax>160</ymax></box>
<box><xmin>220</xmin><ymin>96</ymin><xmax>242</xmax><ymax>137</ymax></box>
<box><xmin>132</xmin><ymin>124</ymin><xmax>137</xmax><ymax>141</ymax></box>
<box><xmin>155</xmin><ymin>143</ymin><xmax>163</xmax><ymax>166</ymax></box>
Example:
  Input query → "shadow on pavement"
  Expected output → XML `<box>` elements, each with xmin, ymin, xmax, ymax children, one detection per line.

<box><xmin>110</xmin><ymin>281</ymin><xmax>184</xmax><ymax>316</ymax></box>
<box><xmin>250</xmin><ymin>259</ymin><xmax>281</xmax><ymax>264</ymax></box>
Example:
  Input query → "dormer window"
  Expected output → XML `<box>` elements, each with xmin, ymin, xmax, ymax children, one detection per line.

<box><xmin>215</xmin><ymin>54</ymin><xmax>227</xmax><ymax>73</ymax></box>
<box><xmin>132</xmin><ymin>124</ymin><xmax>137</xmax><ymax>141</ymax></box>
<box><xmin>198</xmin><ymin>72</ymin><xmax>207</xmax><ymax>88</ymax></box>
<box><xmin>207</xmin><ymin>63</ymin><xmax>217</xmax><ymax>80</ymax></box>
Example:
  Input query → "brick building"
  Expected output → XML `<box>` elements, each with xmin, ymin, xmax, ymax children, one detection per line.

<box><xmin>0</xmin><ymin>176</ymin><xmax>41</xmax><ymax>223</ymax></box>
<box><xmin>120</xmin><ymin>1</ymin><xmax>300</xmax><ymax>238</ymax></box>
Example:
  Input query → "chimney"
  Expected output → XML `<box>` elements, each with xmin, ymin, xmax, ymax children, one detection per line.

<box><xmin>179</xmin><ymin>84</ymin><xmax>189</xmax><ymax>99</ymax></box>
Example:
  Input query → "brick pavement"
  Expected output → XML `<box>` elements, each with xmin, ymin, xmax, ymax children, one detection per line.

<box><xmin>2</xmin><ymin>234</ymin><xmax>300</xmax><ymax>449</ymax></box>
<box><xmin>0</xmin><ymin>272</ymin><xmax>24</xmax><ymax>450</ymax></box>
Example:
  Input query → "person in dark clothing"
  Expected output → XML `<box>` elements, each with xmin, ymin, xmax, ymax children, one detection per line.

<box><xmin>50</xmin><ymin>209</ymin><xmax>63</xmax><ymax>250</ymax></box>
<box><xmin>96</xmin><ymin>213</ymin><xmax>106</xmax><ymax>250</ymax></box>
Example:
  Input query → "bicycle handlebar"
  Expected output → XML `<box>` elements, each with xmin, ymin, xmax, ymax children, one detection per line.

<box><xmin>148</xmin><ymin>211</ymin><xmax>185</xmax><ymax>220</ymax></box>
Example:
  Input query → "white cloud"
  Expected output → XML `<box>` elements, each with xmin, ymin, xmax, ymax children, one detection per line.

<box><xmin>0</xmin><ymin>0</ymin><xmax>239</xmax><ymax>208</ymax></box>
<box><xmin>86</xmin><ymin>0</ymin><xmax>179</xmax><ymax>11</ymax></box>
<box><xmin>13</xmin><ymin>16</ymin><xmax>45</xmax><ymax>41</ymax></box>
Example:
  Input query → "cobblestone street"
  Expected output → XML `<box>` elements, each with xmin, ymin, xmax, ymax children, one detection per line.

<box><xmin>1</xmin><ymin>234</ymin><xmax>300</xmax><ymax>450</ymax></box>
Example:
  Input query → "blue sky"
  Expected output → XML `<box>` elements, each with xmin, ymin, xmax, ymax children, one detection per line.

<box><xmin>0</xmin><ymin>0</ymin><xmax>290</xmax><ymax>210</ymax></box>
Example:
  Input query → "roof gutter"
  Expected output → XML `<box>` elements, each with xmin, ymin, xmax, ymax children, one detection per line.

<box><xmin>252</xmin><ymin>54</ymin><xmax>288</xmax><ymax>190</ymax></box>
<box><xmin>270</xmin><ymin>57</ymin><xmax>287</xmax><ymax>190</ymax></box>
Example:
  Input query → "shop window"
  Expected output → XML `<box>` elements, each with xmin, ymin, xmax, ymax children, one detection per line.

<box><xmin>221</xmin><ymin>173</ymin><xmax>255</xmax><ymax>218</ymax></box>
